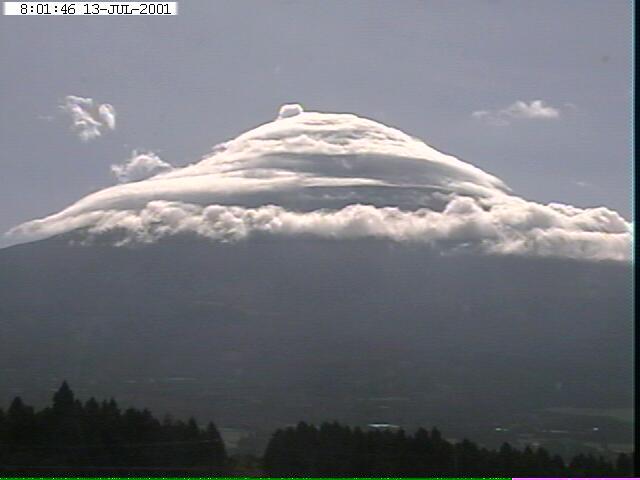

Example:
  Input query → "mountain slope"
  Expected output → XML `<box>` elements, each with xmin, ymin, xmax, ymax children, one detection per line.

<box><xmin>0</xmin><ymin>234</ymin><xmax>631</xmax><ymax>433</ymax></box>
<box><xmin>1</xmin><ymin>106</ymin><xmax>632</xmax><ymax>453</ymax></box>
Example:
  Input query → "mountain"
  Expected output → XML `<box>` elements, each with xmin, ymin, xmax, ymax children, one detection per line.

<box><xmin>0</xmin><ymin>234</ymin><xmax>631</xmax><ymax>433</ymax></box>
<box><xmin>1</xmin><ymin>105</ymin><xmax>632</xmax><ymax>452</ymax></box>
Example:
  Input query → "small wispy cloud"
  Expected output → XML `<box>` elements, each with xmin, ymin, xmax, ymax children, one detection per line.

<box><xmin>472</xmin><ymin>100</ymin><xmax>560</xmax><ymax>126</ymax></box>
<box><xmin>60</xmin><ymin>95</ymin><xmax>116</xmax><ymax>141</ymax></box>
<box><xmin>111</xmin><ymin>150</ymin><xmax>173</xmax><ymax>183</ymax></box>
<box><xmin>98</xmin><ymin>104</ymin><xmax>116</xmax><ymax>130</ymax></box>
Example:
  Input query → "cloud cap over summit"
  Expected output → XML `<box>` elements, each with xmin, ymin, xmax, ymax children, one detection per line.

<box><xmin>6</xmin><ymin>106</ymin><xmax>631</xmax><ymax>261</ymax></box>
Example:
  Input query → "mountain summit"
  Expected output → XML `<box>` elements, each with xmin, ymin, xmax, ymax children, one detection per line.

<box><xmin>5</xmin><ymin>105</ymin><xmax>630</xmax><ymax>261</ymax></box>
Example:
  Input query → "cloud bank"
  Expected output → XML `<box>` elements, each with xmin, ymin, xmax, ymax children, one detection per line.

<box><xmin>58</xmin><ymin>199</ymin><xmax>629</xmax><ymax>262</ymax></box>
<box><xmin>6</xmin><ymin>105</ymin><xmax>631</xmax><ymax>261</ymax></box>
<box><xmin>472</xmin><ymin>100</ymin><xmax>560</xmax><ymax>126</ymax></box>
<box><xmin>111</xmin><ymin>151</ymin><xmax>173</xmax><ymax>183</ymax></box>
<box><xmin>61</xmin><ymin>95</ymin><xmax>116</xmax><ymax>141</ymax></box>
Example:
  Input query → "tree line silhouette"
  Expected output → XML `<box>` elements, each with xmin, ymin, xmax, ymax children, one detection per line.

<box><xmin>0</xmin><ymin>383</ymin><xmax>634</xmax><ymax>476</ymax></box>
<box><xmin>264</xmin><ymin>421</ymin><xmax>634</xmax><ymax>477</ymax></box>
<box><xmin>0</xmin><ymin>382</ymin><xmax>227</xmax><ymax>475</ymax></box>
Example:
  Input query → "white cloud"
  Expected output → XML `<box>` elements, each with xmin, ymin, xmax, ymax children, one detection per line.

<box><xmin>472</xmin><ymin>100</ymin><xmax>561</xmax><ymax>126</ymax></box>
<box><xmin>6</xmin><ymin>105</ymin><xmax>630</xmax><ymax>262</ymax></box>
<box><xmin>98</xmin><ymin>104</ymin><xmax>116</xmax><ymax>130</ymax></box>
<box><xmin>504</xmin><ymin>100</ymin><xmax>560</xmax><ymax>119</ymax></box>
<box><xmin>10</xmin><ymin>198</ymin><xmax>629</xmax><ymax>262</ymax></box>
<box><xmin>60</xmin><ymin>95</ymin><xmax>117</xmax><ymax>141</ymax></box>
<box><xmin>278</xmin><ymin>103</ymin><xmax>304</xmax><ymax>119</ymax></box>
<box><xmin>111</xmin><ymin>151</ymin><xmax>173</xmax><ymax>183</ymax></box>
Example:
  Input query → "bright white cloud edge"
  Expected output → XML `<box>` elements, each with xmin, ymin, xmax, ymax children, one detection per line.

<box><xmin>111</xmin><ymin>151</ymin><xmax>173</xmax><ymax>183</ymax></box>
<box><xmin>6</xmin><ymin>105</ymin><xmax>631</xmax><ymax>262</ymax></box>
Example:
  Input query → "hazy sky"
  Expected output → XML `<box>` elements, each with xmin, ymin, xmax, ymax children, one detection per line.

<box><xmin>0</xmin><ymin>0</ymin><xmax>632</xmax><ymax>240</ymax></box>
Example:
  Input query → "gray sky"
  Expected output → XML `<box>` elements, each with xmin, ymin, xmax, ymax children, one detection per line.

<box><xmin>0</xmin><ymin>0</ymin><xmax>632</xmax><ymax>240</ymax></box>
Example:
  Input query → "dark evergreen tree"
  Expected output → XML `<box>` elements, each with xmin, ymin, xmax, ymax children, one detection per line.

<box><xmin>0</xmin><ymin>382</ymin><xmax>228</xmax><ymax>475</ymax></box>
<box><xmin>52</xmin><ymin>381</ymin><xmax>75</xmax><ymax>413</ymax></box>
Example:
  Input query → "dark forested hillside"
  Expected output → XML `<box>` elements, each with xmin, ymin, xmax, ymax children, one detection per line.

<box><xmin>0</xmin><ymin>234</ymin><xmax>633</xmax><ymax>458</ymax></box>
<box><xmin>263</xmin><ymin>421</ymin><xmax>634</xmax><ymax>477</ymax></box>
<box><xmin>0</xmin><ymin>382</ymin><xmax>227</xmax><ymax>476</ymax></box>
<box><xmin>0</xmin><ymin>235</ymin><xmax>632</xmax><ymax>414</ymax></box>
<box><xmin>0</xmin><ymin>385</ymin><xmax>634</xmax><ymax>477</ymax></box>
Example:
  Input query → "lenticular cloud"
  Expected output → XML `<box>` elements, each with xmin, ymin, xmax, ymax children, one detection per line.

<box><xmin>6</xmin><ymin>105</ymin><xmax>631</xmax><ymax>261</ymax></box>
